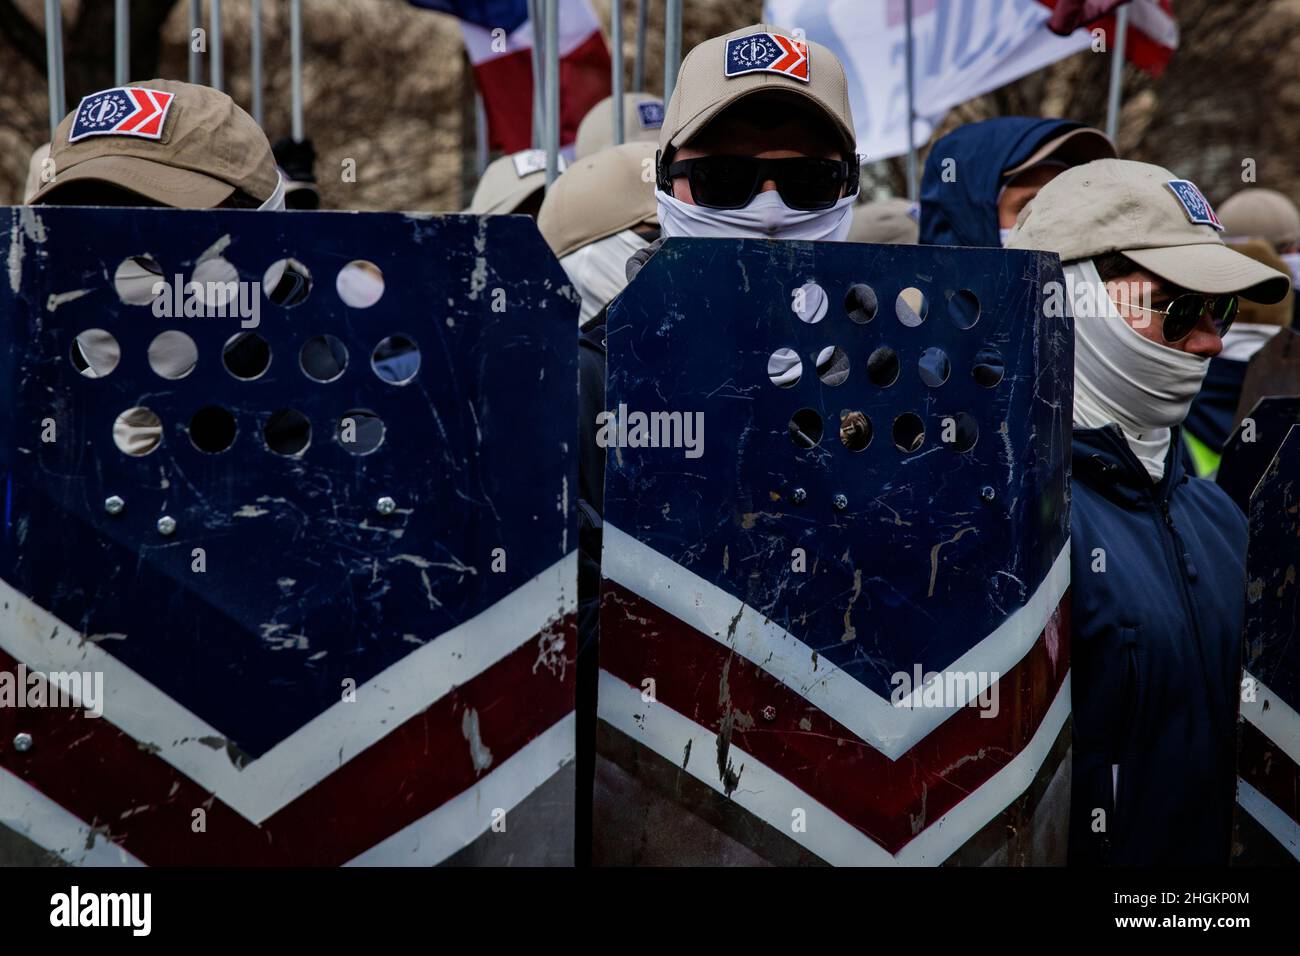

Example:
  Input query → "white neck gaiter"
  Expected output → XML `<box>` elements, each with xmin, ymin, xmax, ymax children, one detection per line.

<box><xmin>656</xmin><ymin>189</ymin><xmax>855</xmax><ymax>241</ymax></box>
<box><xmin>259</xmin><ymin>171</ymin><xmax>287</xmax><ymax>210</ymax></box>
<box><xmin>1066</xmin><ymin>259</ymin><xmax>1211</xmax><ymax>483</ymax></box>
<box><xmin>1218</xmin><ymin>322</ymin><xmax>1281</xmax><ymax>362</ymax></box>
<box><xmin>560</xmin><ymin>228</ymin><xmax>650</xmax><ymax>324</ymax></box>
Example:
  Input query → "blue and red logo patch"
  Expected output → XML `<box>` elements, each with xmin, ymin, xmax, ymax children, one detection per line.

<box><xmin>637</xmin><ymin>101</ymin><xmax>665</xmax><ymax>130</ymax></box>
<box><xmin>723</xmin><ymin>32</ymin><xmax>809</xmax><ymax>83</ymax></box>
<box><xmin>68</xmin><ymin>87</ymin><xmax>175</xmax><ymax>144</ymax></box>
<box><xmin>1165</xmin><ymin>179</ymin><xmax>1224</xmax><ymax>231</ymax></box>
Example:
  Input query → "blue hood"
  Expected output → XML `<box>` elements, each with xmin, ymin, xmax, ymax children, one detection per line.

<box><xmin>919</xmin><ymin>117</ymin><xmax>1090</xmax><ymax>248</ymax></box>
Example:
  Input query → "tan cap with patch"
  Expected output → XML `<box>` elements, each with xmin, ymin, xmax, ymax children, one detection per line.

<box><xmin>575</xmin><ymin>93</ymin><xmax>665</xmax><ymax>159</ymax></box>
<box><xmin>466</xmin><ymin>149</ymin><xmax>567</xmax><ymax>215</ymax></box>
<box><xmin>538</xmin><ymin>141</ymin><xmax>658</xmax><ymax>257</ymax></box>
<box><xmin>659</xmin><ymin>23</ymin><xmax>854</xmax><ymax>157</ymax></box>
<box><xmin>30</xmin><ymin>79</ymin><xmax>277</xmax><ymax>207</ymax></box>
<box><xmin>1007</xmin><ymin>159</ymin><xmax>1291</xmax><ymax>303</ymax></box>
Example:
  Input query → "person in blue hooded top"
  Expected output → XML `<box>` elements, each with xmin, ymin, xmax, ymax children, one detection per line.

<box><xmin>919</xmin><ymin>117</ymin><xmax>1115</xmax><ymax>248</ymax></box>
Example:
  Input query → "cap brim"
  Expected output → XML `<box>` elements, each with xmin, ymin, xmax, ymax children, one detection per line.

<box><xmin>29</xmin><ymin>154</ymin><xmax>235</xmax><ymax>207</ymax></box>
<box><xmin>1125</xmin><ymin>243</ymin><xmax>1292</xmax><ymax>304</ymax></box>
<box><xmin>465</xmin><ymin>177</ymin><xmax>545</xmax><ymax>216</ymax></box>
<box><xmin>1003</xmin><ymin>128</ymin><xmax>1116</xmax><ymax>180</ymax></box>
<box><xmin>670</xmin><ymin>87</ymin><xmax>855</xmax><ymax>159</ymax></box>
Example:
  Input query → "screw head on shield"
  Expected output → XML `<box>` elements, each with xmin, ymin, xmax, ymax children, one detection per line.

<box><xmin>792</xmin><ymin>487</ymin><xmax>807</xmax><ymax>504</ymax></box>
<box><xmin>980</xmin><ymin>486</ymin><xmax>996</xmax><ymax>503</ymax></box>
<box><xmin>833</xmin><ymin>494</ymin><xmax>848</xmax><ymax>511</ymax></box>
<box><xmin>104</xmin><ymin>495</ymin><xmax>125</xmax><ymax>515</ymax></box>
<box><xmin>376</xmin><ymin>496</ymin><xmax>397</xmax><ymax>515</ymax></box>
<box><xmin>13</xmin><ymin>733</ymin><xmax>33</xmax><ymax>753</ymax></box>
<box><xmin>156</xmin><ymin>515</ymin><xmax>177</xmax><ymax>536</ymax></box>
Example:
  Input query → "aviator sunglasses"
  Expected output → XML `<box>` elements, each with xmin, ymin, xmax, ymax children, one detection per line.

<box><xmin>1120</xmin><ymin>292</ymin><xmax>1239</xmax><ymax>344</ymax></box>
<box><xmin>663</xmin><ymin>155</ymin><xmax>857</xmax><ymax>211</ymax></box>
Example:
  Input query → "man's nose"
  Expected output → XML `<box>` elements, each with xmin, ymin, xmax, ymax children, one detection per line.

<box><xmin>1183</xmin><ymin>312</ymin><xmax>1223</xmax><ymax>358</ymax></box>
<box><xmin>760</xmin><ymin>177</ymin><xmax>779</xmax><ymax>193</ymax></box>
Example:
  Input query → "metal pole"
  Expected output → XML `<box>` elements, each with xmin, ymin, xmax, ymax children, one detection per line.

<box><xmin>43</xmin><ymin>0</ymin><xmax>65</xmax><ymax>138</ymax></box>
<box><xmin>544</xmin><ymin>0</ymin><xmax>560</xmax><ymax>185</ymax></box>
<box><xmin>904</xmin><ymin>0</ymin><xmax>917</xmax><ymax>201</ymax></box>
<box><xmin>475</xmin><ymin>93</ymin><xmax>489</xmax><ymax>175</ymax></box>
<box><xmin>188</xmin><ymin>0</ymin><xmax>201</xmax><ymax>84</ymax></box>
<box><xmin>115</xmin><ymin>0</ymin><xmax>130</xmax><ymax>85</ymax></box>
<box><xmin>210</xmin><ymin>0</ymin><xmax>223</xmax><ymax>91</ymax></box>
<box><xmin>251</xmin><ymin>0</ymin><xmax>263</xmax><ymax>125</ymax></box>
<box><xmin>1105</xmin><ymin>4</ymin><xmax>1129</xmax><ymax>142</ymax></box>
<box><xmin>527</xmin><ymin>0</ymin><xmax>544</xmax><ymax>149</ymax></box>
<box><xmin>663</xmin><ymin>0</ymin><xmax>681</xmax><ymax>104</ymax></box>
<box><xmin>611</xmin><ymin>0</ymin><xmax>624</xmax><ymax>145</ymax></box>
<box><xmin>633</xmin><ymin>0</ymin><xmax>646</xmax><ymax>92</ymax></box>
<box><xmin>291</xmin><ymin>0</ymin><xmax>304</xmax><ymax>140</ymax></box>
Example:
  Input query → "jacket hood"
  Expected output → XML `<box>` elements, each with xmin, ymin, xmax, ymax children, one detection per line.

<box><xmin>919</xmin><ymin>117</ymin><xmax>1089</xmax><ymax>248</ymax></box>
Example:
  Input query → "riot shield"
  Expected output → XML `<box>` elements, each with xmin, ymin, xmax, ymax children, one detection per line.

<box><xmin>1234</xmin><ymin>425</ymin><xmax>1300</xmax><ymax>864</ymax></box>
<box><xmin>593</xmin><ymin>239</ymin><xmax>1073</xmax><ymax>866</ymax></box>
<box><xmin>0</xmin><ymin>206</ymin><xmax>577</xmax><ymax>866</ymax></box>
<box><xmin>1232</xmin><ymin>327</ymin><xmax>1300</xmax><ymax>429</ymax></box>
<box><xmin>1217</xmin><ymin>397</ymin><xmax>1300</xmax><ymax>514</ymax></box>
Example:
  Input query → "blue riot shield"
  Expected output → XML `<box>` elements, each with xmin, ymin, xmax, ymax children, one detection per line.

<box><xmin>594</xmin><ymin>239</ymin><xmax>1073</xmax><ymax>865</ymax></box>
<box><xmin>1218</xmin><ymin>397</ymin><xmax>1300</xmax><ymax>514</ymax></box>
<box><xmin>1234</xmin><ymin>425</ymin><xmax>1300</xmax><ymax>864</ymax></box>
<box><xmin>0</xmin><ymin>206</ymin><xmax>577</xmax><ymax>866</ymax></box>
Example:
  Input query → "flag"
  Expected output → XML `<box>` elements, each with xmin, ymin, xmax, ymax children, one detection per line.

<box><xmin>406</xmin><ymin>0</ymin><xmax>529</xmax><ymax>33</ymax></box>
<box><xmin>764</xmin><ymin>0</ymin><xmax>1178</xmax><ymax>161</ymax></box>
<box><xmin>415</xmin><ymin>0</ymin><xmax>612</xmax><ymax>154</ymax></box>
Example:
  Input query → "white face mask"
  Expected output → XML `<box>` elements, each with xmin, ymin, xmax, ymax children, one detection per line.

<box><xmin>999</xmin><ymin>227</ymin><xmax>1013</xmax><ymax>246</ymax></box>
<box><xmin>656</xmin><ymin>188</ymin><xmax>855</xmax><ymax>241</ymax></box>
<box><xmin>1066</xmin><ymin>259</ymin><xmax>1212</xmax><ymax>482</ymax></box>
<box><xmin>1281</xmin><ymin>251</ymin><xmax>1300</xmax><ymax>286</ymax></box>
<box><xmin>258</xmin><ymin>171</ymin><xmax>287</xmax><ymax>211</ymax></box>
<box><xmin>560</xmin><ymin>229</ymin><xmax>650</xmax><ymax>324</ymax></box>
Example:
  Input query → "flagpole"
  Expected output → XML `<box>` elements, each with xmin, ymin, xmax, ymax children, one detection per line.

<box><xmin>290</xmin><ymin>0</ymin><xmax>304</xmax><ymax>140</ymax></box>
<box><xmin>905</xmin><ymin>0</ymin><xmax>917</xmax><ymax>201</ymax></box>
<box><xmin>210</xmin><ymin>0</ymin><xmax>223</xmax><ymax>91</ymax></box>
<box><xmin>663</xmin><ymin>0</ymin><xmax>682</xmax><ymax>104</ymax></box>
<box><xmin>115</xmin><ymin>0</ymin><xmax>130</xmax><ymax>86</ymax></box>
<box><xmin>527</xmin><ymin>0</ymin><xmax>544</xmax><ymax>149</ymax></box>
<box><xmin>474</xmin><ymin>92</ymin><xmax>488</xmax><ymax>175</ymax></box>
<box><xmin>43</xmin><ymin>0</ymin><xmax>65</xmax><ymax>138</ymax></box>
<box><xmin>188</xmin><ymin>0</ymin><xmax>201</xmax><ymax>84</ymax></box>
<box><xmin>544</xmin><ymin>0</ymin><xmax>560</xmax><ymax>185</ymax></box>
<box><xmin>251</xmin><ymin>0</ymin><xmax>264</xmax><ymax>125</ymax></box>
<box><xmin>633</xmin><ymin>0</ymin><xmax>647</xmax><ymax>92</ymax></box>
<box><xmin>612</xmin><ymin>0</ymin><xmax>624</xmax><ymax>145</ymax></box>
<box><xmin>1105</xmin><ymin>4</ymin><xmax>1129</xmax><ymax>141</ymax></box>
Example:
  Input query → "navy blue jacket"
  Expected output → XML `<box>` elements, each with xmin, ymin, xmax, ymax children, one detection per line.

<box><xmin>1069</xmin><ymin>424</ymin><xmax>1246</xmax><ymax>865</ymax></box>
<box><xmin>919</xmin><ymin>117</ymin><xmax>1094</xmax><ymax>248</ymax></box>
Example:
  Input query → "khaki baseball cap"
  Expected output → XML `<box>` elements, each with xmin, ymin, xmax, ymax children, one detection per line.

<box><xmin>466</xmin><ymin>149</ymin><xmax>566</xmax><ymax>215</ymax></box>
<box><xmin>30</xmin><ymin>79</ymin><xmax>277</xmax><ymax>207</ymax></box>
<box><xmin>1002</xmin><ymin>126</ymin><xmax>1116</xmax><ymax>180</ymax></box>
<box><xmin>660</xmin><ymin>23</ymin><xmax>854</xmax><ymax>157</ymax></box>
<box><xmin>1217</xmin><ymin>188</ymin><xmax>1300</xmax><ymax>248</ymax></box>
<box><xmin>575</xmin><ymin>93</ymin><xmax>665</xmax><ymax>159</ymax></box>
<box><xmin>1007</xmin><ymin>159</ymin><xmax>1291</xmax><ymax>303</ymax></box>
<box><xmin>538</xmin><ymin>141</ymin><xmax>657</xmax><ymax>258</ymax></box>
<box><xmin>847</xmin><ymin>197</ymin><xmax>919</xmax><ymax>244</ymax></box>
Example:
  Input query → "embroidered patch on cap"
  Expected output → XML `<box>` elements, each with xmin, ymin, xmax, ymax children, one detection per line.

<box><xmin>512</xmin><ymin>149</ymin><xmax>566</xmax><ymax>178</ymax></box>
<box><xmin>723</xmin><ymin>32</ymin><xmax>809</xmax><ymax>82</ymax></box>
<box><xmin>69</xmin><ymin>87</ymin><xmax>175</xmax><ymax>144</ymax></box>
<box><xmin>636</xmin><ymin>101</ymin><xmax>665</xmax><ymax>130</ymax></box>
<box><xmin>1165</xmin><ymin>179</ymin><xmax>1224</xmax><ymax>231</ymax></box>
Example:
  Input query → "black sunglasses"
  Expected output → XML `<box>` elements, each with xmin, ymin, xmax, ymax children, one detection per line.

<box><xmin>663</xmin><ymin>155</ymin><xmax>855</xmax><ymax>211</ymax></box>
<box><xmin>1126</xmin><ymin>293</ymin><xmax>1238</xmax><ymax>343</ymax></box>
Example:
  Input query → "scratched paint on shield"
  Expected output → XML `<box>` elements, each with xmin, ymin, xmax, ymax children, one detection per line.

<box><xmin>0</xmin><ymin>205</ymin><xmax>577</xmax><ymax>866</ymax></box>
<box><xmin>595</xmin><ymin>238</ymin><xmax>1073</xmax><ymax>866</ymax></box>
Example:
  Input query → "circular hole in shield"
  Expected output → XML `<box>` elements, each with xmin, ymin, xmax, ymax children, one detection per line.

<box><xmin>972</xmin><ymin>347</ymin><xmax>1006</xmax><ymax>388</ymax></box>
<box><xmin>892</xmin><ymin>412</ymin><xmax>926</xmax><ymax>453</ymax></box>
<box><xmin>113</xmin><ymin>254</ymin><xmax>164</xmax><ymax>306</ymax></box>
<box><xmin>223</xmin><ymin>331</ymin><xmax>272</xmax><ymax>380</ymax></box>
<box><xmin>918</xmin><ymin>346</ymin><xmax>951</xmax><ymax>388</ymax></box>
<box><xmin>949</xmin><ymin>289</ymin><xmax>981</xmax><ymax>330</ymax></box>
<box><xmin>791</xmin><ymin>282</ymin><xmax>828</xmax><ymax>324</ymax></box>
<box><xmin>264</xmin><ymin>409</ymin><xmax>311</xmax><ymax>457</ymax></box>
<box><xmin>191</xmin><ymin>256</ymin><xmax>241</xmax><ymax>311</ymax></box>
<box><xmin>113</xmin><ymin>406</ymin><xmax>162</xmax><ymax>457</ymax></box>
<box><xmin>767</xmin><ymin>348</ymin><xmax>802</xmax><ymax>388</ymax></box>
<box><xmin>300</xmin><ymin>334</ymin><xmax>349</xmax><ymax>383</ymax></box>
<box><xmin>946</xmin><ymin>412</ymin><xmax>979</xmax><ymax>453</ymax></box>
<box><xmin>839</xmin><ymin>410</ymin><xmax>872</xmax><ymax>452</ymax></box>
<box><xmin>845</xmin><ymin>283</ymin><xmax>878</xmax><ymax>324</ymax></box>
<box><xmin>337</xmin><ymin>260</ymin><xmax>385</xmax><ymax>309</ymax></box>
<box><xmin>866</xmin><ymin>346</ymin><xmax>900</xmax><ymax>387</ymax></box>
<box><xmin>263</xmin><ymin>258</ymin><xmax>313</xmax><ymax>307</ymax></box>
<box><xmin>189</xmin><ymin>405</ymin><xmax>237</xmax><ymax>454</ymax></box>
<box><xmin>371</xmin><ymin>334</ymin><xmax>421</xmax><ymax>385</ymax></box>
<box><xmin>69</xmin><ymin>329</ymin><xmax>120</xmax><ymax>378</ymax></box>
<box><xmin>337</xmin><ymin>409</ymin><xmax>386</xmax><ymax>456</ymax></box>
<box><xmin>896</xmin><ymin>287</ymin><xmax>929</xmax><ymax>327</ymax></box>
<box><xmin>147</xmin><ymin>330</ymin><xmax>198</xmax><ymax>380</ymax></box>
<box><xmin>815</xmin><ymin>345</ymin><xmax>850</xmax><ymax>386</ymax></box>
<box><xmin>788</xmin><ymin>408</ymin><xmax>823</xmax><ymax>449</ymax></box>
